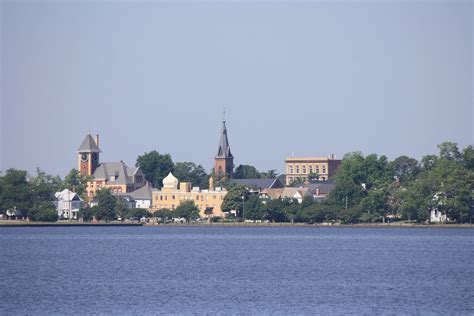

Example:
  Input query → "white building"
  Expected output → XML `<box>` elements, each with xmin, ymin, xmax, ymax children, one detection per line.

<box><xmin>129</xmin><ymin>183</ymin><xmax>154</xmax><ymax>209</ymax></box>
<box><xmin>55</xmin><ymin>189</ymin><xmax>83</xmax><ymax>220</ymax></box>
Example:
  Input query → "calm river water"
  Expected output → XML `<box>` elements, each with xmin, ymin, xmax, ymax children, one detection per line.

<box><xmin>0</xmin><ymin>226</ymin><xmax>473</xmax><ymax>315</ymax></box>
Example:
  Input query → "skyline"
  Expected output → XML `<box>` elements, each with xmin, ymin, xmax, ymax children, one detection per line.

<box><xmin>1</xmin><ymin>1</ymin><xmax>473</xmax><ymax>177</ymax></box>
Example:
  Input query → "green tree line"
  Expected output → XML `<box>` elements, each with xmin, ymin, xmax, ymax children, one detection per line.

<box><xmin>222</xmin><ymin>142</ymin><xmax>474</xmax><ymax>224</ymax></box>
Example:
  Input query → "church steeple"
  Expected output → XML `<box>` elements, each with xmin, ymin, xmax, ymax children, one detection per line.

<box><xmin>215</xmin><ymin>119</ymin><xmax>233</xmax><ymax>159</ymax></box>
<box><xmin>214</xmin><ymin>114</ymin><xmax>234</xmax><ymax>180</ymax></box>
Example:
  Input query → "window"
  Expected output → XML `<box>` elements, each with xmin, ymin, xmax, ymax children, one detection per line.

<box><xmin>296</xmin><ymin>166</ymin><xmax>300</xmax><ymax>173</ymax></box>
<box><xmin>289</xmin><ymin>166</ymin><xmax>293</xmax><ymax>173</ymax></box>
<box><xmin>309</xmin><ymin>166</ymin><xmax>313</xmax><ymax>174</ymax></box>
<box><xmin>172</xmin><ymin>195</ymin><xmax>175</xmax><ymax>200</ymax></box>
<box><xmin>322</xmin><ymin>166</ymin><xmax>326</xmax><ymax>174</ymax></box>
<box><xmin>316</xmin><ymin>166</ymin><xmax>320</xmax><ymax>173</ymax></box>
<box><xmin>302</xmin><ymin>166</ymin><xmax>306</xmax><ymax>173</ymax></box>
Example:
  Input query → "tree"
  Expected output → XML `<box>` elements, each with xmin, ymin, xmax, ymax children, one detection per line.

<box><xmin>242</xmin><ymin>195</ymin><xmax>265</xmax><ymax>220</ymax></box>
<box><xmin>260</xmin><ymin>169</ymin><xmax>278</xmax><ymax>179</ymax></box>
<box><xmin>153</xmin><ymin>208</ymin><xmax>173</xmax><ymax>223</ymax></box>
<box><xmin>390</xmin><ymin>156</ymin><xmax>420</xmax><ymax>184</ymax></box>
<box><xmin>30</xmin><ymin>168</ymin><xmax>62</xmax><ymax>209</ymax></box>
<box><xmin>136</xmin><ymin>151</ymin><xmax>174</xmax><ymax>188</ymax></box>
<box><xmin>63</xmin><ymin>168</ymin><xmax>90</xmax><ymax>197</ymax></box>
<box><xmin>95</xmin><ymin>188</ymin><xmax>116</xmax><ymax>222</ymax></box>
<box><xmin>234</xmin><ymin>165</ymin><xmax>261</xmax><ymax>179</ymax></box>
<box><xmin>327</xmin><ymin>179</ymin><xmax>366</xmax><ymax>209</ymax></box>
<box><xmin>438</xmin><ymin>141</ymin><xmax>461</xmax><ymax>162</ymax></box>
<box><xmin>175</xmin><ymin>201</ymin><xmax>200</xmax><ymax>222</ymax></box>
<box><xmin>221</xmin><ymin>185</ymin><xmax>248</xmax><ymax>218</ymax></box>
<box><xmin>173</xmin><ymin>162</ymin><xmax>209</xmax><ymax>189</ymax></box>
<box><xmin>358</xmin><ymin>189</ymin><xmax>388</xmax><ymax>221</ymax></box>
<box><xmin>0</xmin><ymin>169</ymin><xmax>32</xmax><ymax>215</ymax></box>
<box><xmin>421</xmin><ymin>155</ymin><xmax>438</xmax><ymax>171</ymax></box>
<box><xmin>29</xmin><ymin>202</ymin><xmax>58</xmax><ymax>222</ymax></box>
<box><xmin>79</xmin><ymin>206</ymin><xmax>97</xmax><ymax>222</ymax></box>
<box><xmin>127</xmin><ymin>208</ymin><xmax>150</xmax><ymax>220</ymax></box>
<box><xmin>115</xmin><ymin>198</ymin><xmax>129</xmax><ymax>221</ymax></box>
<box><xmin>462</xmin><ymin>145</ymin><xmax>474</xmax><ymax>171</ymax></box>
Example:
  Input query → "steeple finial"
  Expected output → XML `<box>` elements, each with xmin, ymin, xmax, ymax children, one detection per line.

<box><xmin>223</xmin><ymin>106</ymin><xmax>226</xmax><ymax>122</ymax></box>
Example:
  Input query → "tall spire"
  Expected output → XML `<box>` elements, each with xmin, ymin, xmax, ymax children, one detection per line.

<box><xmin>215</xmin><ymin>117</ymin><xmax>233</xmax><ymax>159</ymax></box>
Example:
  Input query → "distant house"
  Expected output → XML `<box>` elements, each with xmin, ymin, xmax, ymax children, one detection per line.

<box><xmin>430</xmin><ymin>209</ymin><xmax>447</xmax><ymax>223</ymax></box>
<box><xmin>55</xmin><ymin>189</ymin><xmax>83</xmax><ymax>220</ymax></box>
<box><xmin>260</xmin><ymin>187</ymin><xmax>311</xmax><ymax>204</ymax></box>
<box><xmin>229</xmin><ymin>178</ymin><xmax>283</xmax><ymax>193</ymax></box>
<box><xmin>114</xmin><ymin>194</ymin><xmax>136</xmax><ymax>209</ymax></box>
<box><xmin>129</xmin><ymin>183</ymin><xmax>155</xmax><ymax>209</ymax></box>
<box><xmin>294</xmin><ymin>180</ymin><xmax>336</xmax><ymax>201</ymax></box>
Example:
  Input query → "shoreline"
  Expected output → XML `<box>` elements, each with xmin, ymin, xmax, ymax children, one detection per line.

<box><xmin>0</xmin><ymin>221</ymin><xmax>473</xmax><ymax>229</ymax></box>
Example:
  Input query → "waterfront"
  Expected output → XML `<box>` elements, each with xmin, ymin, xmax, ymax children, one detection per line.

<box><xmin>1</xmin><ymin>227</ymin><xmax>473</xmax><ymax>315</ymax></box>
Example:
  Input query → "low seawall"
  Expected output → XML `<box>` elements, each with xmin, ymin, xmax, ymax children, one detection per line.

<box><xmin>0</xmin><ymin>222</ymin><xmax>143</xmax><ymax>227</ymax></box>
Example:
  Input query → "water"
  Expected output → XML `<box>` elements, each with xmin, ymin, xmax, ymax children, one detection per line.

<box><xmin>0</xmin><ymin>226</ymin><xmax>473</xmax><ymax>315</ymax></box>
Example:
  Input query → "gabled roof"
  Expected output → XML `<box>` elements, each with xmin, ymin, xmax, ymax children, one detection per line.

<box><xmin>129</xmin><ymin>183</ymin><xmax>153</xmax><ymax>200</ymax></box>
<box><xmin>215</xmin><ymin>120</ymin><xmax>233</xmax><ymax>159</ymax></box>
<box><xmin>292</xmin><ymin>180</ymin><xmax>336</xmax><ymax>195</ymax></box>
<box><xmin>55</xmin><ymin>189</ymin><xmax>82</xmax><ymax>202</ymax></box>
<box><xmin>77</xmin><ymin>134</ymin><xmax>101</xmax><ymax>153</ymax></box>
<box><xmin>260</xmin><ymin>187</ymin><xmax>310</xmax><ymax>200</ymax></box>
<box><xmin>92</xmin><ymin>162</ymin><xmax>137</xmax><ymax>185</ymax></box>
<box><xmin>230</xmin><ymin>178</ymin><xmax>283</xmax><ymax>190</ymax></box>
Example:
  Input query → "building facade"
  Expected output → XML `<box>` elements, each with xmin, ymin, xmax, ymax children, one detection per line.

<box><xmin>285</xmin><ymin>155</ymin><xmax>341</xmax><ymax>185</ymax></box>
<box><xmin>77</xmin><ymin>133</ymin><xmax>146</xmax><ymax>198</ymax></box>
<box><xmin>151</xmin><ymin>173</ymin><xmax>227</xmax><ymax>218</ymax></box>
<box><xmin>54</xmin><ymin>189</ymin><xmax>83</xmax><ymax>220</ymax></box>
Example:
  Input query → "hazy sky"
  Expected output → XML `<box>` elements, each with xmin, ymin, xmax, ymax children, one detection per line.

<box><xmin>1</xmin><ymin>0</ymin><xmax>473</xmax><ymax>177</ymax></box>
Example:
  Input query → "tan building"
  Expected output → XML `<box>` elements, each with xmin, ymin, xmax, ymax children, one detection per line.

<box><xmin>285</xmin><ymin>155</ymin><xmax>341</xmax><ymax>185</ymax></box>
<box><xmin>151</xmin><ymin>173</ymin><xmax>227</xmax><ymax>218</ymax></box>
<box><xmin>77</xmin><ymin>133</ymin><xmax>145</xmax><ymax>199</ymax></box>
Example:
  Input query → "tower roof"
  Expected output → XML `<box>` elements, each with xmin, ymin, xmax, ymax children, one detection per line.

<box><xmin>77</xmin><ymin>133</ymin><xmax>101</xmax><ymax>153</ymax></box>
<box><xmin>215</xmin><ymin>120</ymin><xmax>233</xmax><ymax>159</ymax></box>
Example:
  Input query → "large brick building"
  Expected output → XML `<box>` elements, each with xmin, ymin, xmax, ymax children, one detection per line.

<box><xmin>285</xmin><ymin>155</ymin><xmax>341</xmax><ymax>185</ymax></box>
<box><xmin>77</xmin><ymin>133</ymin><xmax>145</xmax><ymax>198</ymax></box>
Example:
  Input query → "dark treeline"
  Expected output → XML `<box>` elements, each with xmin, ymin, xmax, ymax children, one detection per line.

<box><xmin>222</xmin><ymin>142</ymin><xmax>474</xmax><ymax>224</ymax></box>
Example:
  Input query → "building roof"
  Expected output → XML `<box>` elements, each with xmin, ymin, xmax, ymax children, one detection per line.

<box><xmin>77</xmin><ymin>133</ymin><xmax>101</xmax><ymax>153</ymax></box>
<box><xmin>301</xmin><ymin>181</ymin><xmax>336</xmax><ymax>195</ymax></box>
<box><xmin>92</xmin><ymin>162</ymin><xmax>141</xmax><ymax>185</ymax></box>
<box><xmin>55</xmin><ymin>189</ymin><xmax>82</xmax><ymax>202</ymax></box>
<box><xmin>215</xmin><ymin>120</ymin><xmax>233</xmax><ymax>159</ymax></box>
<box><xmin>261</xmin><ymin>187</ymin><xmax>310</xmax><ymax>200</ymax></box>
<box><xmin>129</xmin><ymin>183</ymin><xmax>153</xmax><ymax>200</ymax></box>
<box><xmin>290</xmin><ymin>180</ymin><xmax>336</xmax><ymax>192</ymax></box>
<box><xmin>230</xmin><ymin>178</ymin><xmax>283</xmax><ymax>190</ymax></box>
<box><xmin>285</xmin><ymin>156</ymin><xmax>340</xmax><ymax>162</ymax></box>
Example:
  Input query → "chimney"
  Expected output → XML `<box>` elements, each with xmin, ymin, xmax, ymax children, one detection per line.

<box><xmin>95</xmin><ymin>134</ymin><xmax>99</xmax><ymax>147</ymax></box>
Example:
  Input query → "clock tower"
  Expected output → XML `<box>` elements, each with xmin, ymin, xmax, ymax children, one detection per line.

<box><xmin>77</xmin><ymin>133</ymin><xmax>101</xmax><ymax>177</ymax></box>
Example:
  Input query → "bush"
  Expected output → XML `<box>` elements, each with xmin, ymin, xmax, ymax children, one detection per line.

<box><xmin>29</xmin><ymin>202</ymin><xmax>58</xmax><ymax>222</ymax></box>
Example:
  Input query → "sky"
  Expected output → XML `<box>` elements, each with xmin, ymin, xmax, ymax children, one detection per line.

<box><xmin>1</xmin><ymin>0</ymin><xmax>473</xmax><ymax>177</ymax></box>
